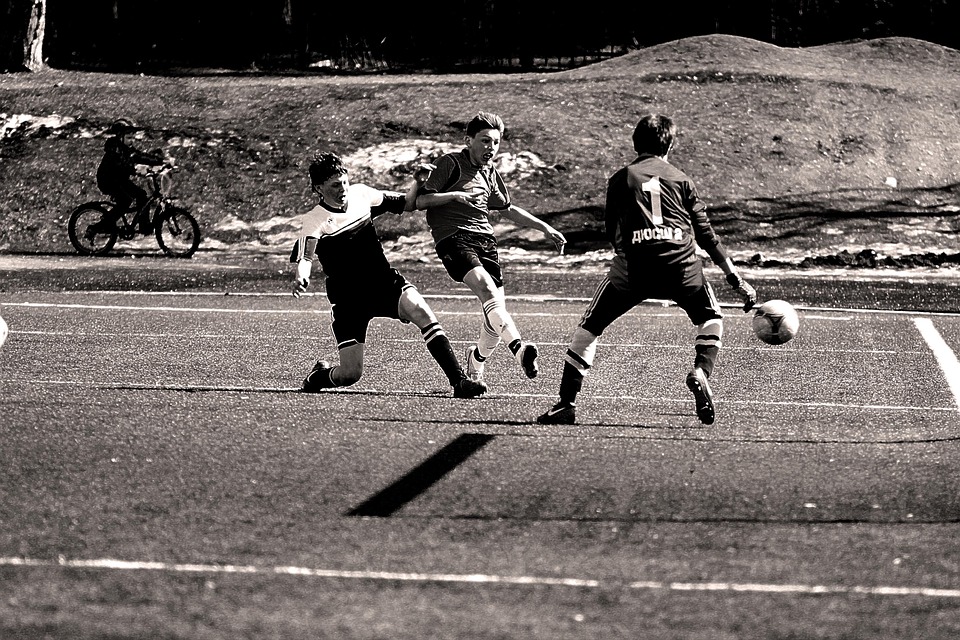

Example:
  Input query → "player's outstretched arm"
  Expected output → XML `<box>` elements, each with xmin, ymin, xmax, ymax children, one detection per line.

<box><xmin>717</xmin><ymin>257</ymin><xmax>757</xmax><ymax>311</ymax></box>
<box><xmin>500</xmin><ymin>204</ymin><xmax>567</xmax><ymax>254</ymax></box>
<box><xmin>403</xmin><ymin>163</ymin><xmax>436</xmax><ymax>211</ymax></box>
<box><xmin>415</xmin><ymin>190</ymin><xmax>483</xmax><ymax>210</ymax></box>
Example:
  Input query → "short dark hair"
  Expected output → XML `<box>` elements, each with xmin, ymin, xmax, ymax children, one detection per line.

<box><xmin>632</xmin><ymin>114</ymin><xmax>677</xmax><ymax>156</ymax></box>
<box><xmin>466</xmin><ymin>111</ymin><xmax>505</xmax><ymax>137</ymax></box>
<box><xmin>106</xmin><ymin>118</ymin><xmax>136</xmax><ymax>136</ymax></box>
<box><xmin>309</xmin><ymin>152</ymin><xmax>347</xmax><ymax>186</ymax></box>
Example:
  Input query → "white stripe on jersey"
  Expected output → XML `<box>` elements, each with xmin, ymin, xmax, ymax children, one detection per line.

<box><xmin>300</xmin><ymin>183</ymin><xmax>384</xmax><ymax>238</ymax></box>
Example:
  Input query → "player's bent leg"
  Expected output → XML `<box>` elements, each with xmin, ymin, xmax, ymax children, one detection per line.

<box><xmin>399</xmin><ymin>288</ymin><xmax>487</xmax><ymax>398</ymax></box>
<box><xmin>333</xmin><ymin>343</ymin><xmax>364</xmax><ymax>386</ymax></box>
<box><xmin>301</xmin><ymin>348</ymin><xmax>363</xmax><ymax>391</ymax></box>
<box><xmin>302</xmin><ymin>343</ymin><xmax>365</xmax><ymax>391</ymax></box>
<box><xmin>465</xmin><ymin>270</ymin><xmax>536</xmax><ymax>379</ymax></box>
<box><xmin>397</xmin><ymin>287</ymin><xmax>438</xmax><ymax>327</ymax></box>
<box><xmin>467</xmin><ymin>312</ymin><xmax>501</xmax><ymax>382</ymax></box>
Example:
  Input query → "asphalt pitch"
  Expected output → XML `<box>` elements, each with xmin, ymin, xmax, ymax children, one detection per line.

<box><xmin>1</xmin><ymin>253</ymin><xmax>960</xmax><ymax>639</ymax></box>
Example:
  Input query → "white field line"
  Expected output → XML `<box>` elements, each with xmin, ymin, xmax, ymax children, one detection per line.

<box><xmin>914</xmin><ymin>318</ymin><xmax>960</xmax><ymax>412</ymax></box>
<box><xmin>2</xmin><ymin>556</ymin><xmax>958</xmax><ymax>598</ymax></box>
<box><xmin>2</xmin><ymin>302</ymin><xmax>587</xmax><ymax>318</ymax></box>
<box><xmin>5</xmin><ymin>298</ymin><xmax>960</xmax><ymax>318</ymax></box>
<box><xmin>2</xmin><ymin>329</ymin><xmax>920</xmax><ymax>355</ymax></box>
<box><xmin>0</xmin><ymin>380</ymin><xmax>953</xmax><ymax>413</ymax></box>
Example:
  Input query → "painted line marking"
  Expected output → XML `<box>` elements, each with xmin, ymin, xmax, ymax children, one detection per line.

<box><xmin>914</xmin><ymin>318</ymin><xmax>960</xmax><ymax>412</ymax></box>
<box><xmin>5</xmin><ymin>299</ymin><xmax>960</xmax><ymax>318</ymax></box>
<box><xmin>4</xmin><ymin>302</ymin><xmax>320</xmax><ymax>314</ymax></box>
<box><xmin>2</xmin><ymin>556</ymin><xmax>957</xmax><ymax>598</ymax></box>
<box><xmin>0</xmin><ymin>379</ymin><xmax>954</xmax><ymax>413</ymax></box>
<box><xmin>3</xmin><ymin>329</ymin><xmax>923</xmax><ymax>357</ymax></box>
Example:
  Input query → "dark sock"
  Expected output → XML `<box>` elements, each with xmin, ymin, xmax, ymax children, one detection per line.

<box><xmin>308</xmin><ymin>365</ymin><xmax>339</xmax><ymax>388</ymax></box>
<box><xmin>694</xmin><ymin>345</ymin><xmax>718</xmax><ymax>377</ymax></box>
<box><xmin>422</xmin><ymin>322</ymin><xmax>464</xmax><ymax>385</ymax></box>
<box><xmin>558</xmin><ymin>361</ymin><xmax>584</xmax><ymax>405</ymax></box>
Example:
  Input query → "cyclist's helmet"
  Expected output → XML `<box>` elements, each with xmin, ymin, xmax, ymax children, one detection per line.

<box><xmin>106</xmin><ymin>118</ymin><xmax>137</xmax><ymax>135</ymax></box>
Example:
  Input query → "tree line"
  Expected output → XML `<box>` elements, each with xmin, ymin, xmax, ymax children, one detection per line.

<box><xmin>3</xmin><ymin>0</ymin><xmax>959</xmax><ymax>73</ymax></box>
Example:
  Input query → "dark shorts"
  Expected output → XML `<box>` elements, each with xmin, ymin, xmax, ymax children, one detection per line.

<box><xmin>326</xmin><ymin>269</ymin><xmax>414</xmax><ymax>348</ymax></box>
<box><xmin>580</xmin><ymin>261</ymin><xmax>723</xmax><ymax>335</ymax></box>
<box><xmin>435</xmin><ymin>230</ymin><xmax>503</xmax><ymax>288</ymax></box>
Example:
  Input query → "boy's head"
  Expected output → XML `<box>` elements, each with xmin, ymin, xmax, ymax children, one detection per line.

<box><xmin>632</xmin><ymin>114</ymin><xmax>677</xmax><ymax>157</ymax></box>
<box><xmin>309</xmin><ymin>152</ymin><xmax>347</xmax><ymax>187</ymax></box>
<box><xmin>465</xmin><ymin>111</ymin><xmax>505</xmax><ymax>166</ymax></box>
<box><xmin>309</xmin><ymin>152</ymin><xmax>349</xmax><ymax>208</ymax></box>
<box><xmin>466</xmin><ymin>111</ymin><xmax>504</xmax><ymax>137</ymax></box>
<box><xmin>107</xmin><ymin>118</ymin><xmax>136</xmax><ymax>137</ymax></box>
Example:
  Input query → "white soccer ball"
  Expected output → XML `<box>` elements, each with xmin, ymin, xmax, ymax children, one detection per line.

<box><xmin>752</xmin><ymin>299</ymin><xmax>799</xmax><ymax>345</ymax></box>
<box><xmin>0</xmin><ymin>314</ymin><xmax>7</xmax><ymax>349</ymax></box>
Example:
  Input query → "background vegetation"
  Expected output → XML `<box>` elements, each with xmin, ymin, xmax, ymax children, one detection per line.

<box><xmin>1</xmin><ymin>34</ymin><xmax>958</xmax><ymax>267</ymax></box>
<box><xmin>17</xmin><ymin>0</ymin><xmax>960</xmax><ymax>72</ymax></box>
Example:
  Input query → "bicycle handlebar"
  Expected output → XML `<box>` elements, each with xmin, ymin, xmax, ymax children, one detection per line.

<box><xmin>138</xmin><ymin>164</ymin><xmax>176</xmax><ymax>176</ymax></box>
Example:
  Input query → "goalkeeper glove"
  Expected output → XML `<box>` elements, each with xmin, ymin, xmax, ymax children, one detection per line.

<box><xmin>726</xmin><ymin>272</ymin><xmax>757</xmax><ymax>312</ymax></box>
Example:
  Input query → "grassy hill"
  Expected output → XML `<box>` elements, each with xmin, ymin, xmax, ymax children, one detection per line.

<box><xmin>1</xmin><ymin>34</ymin><xmax>958</xmax><ymax>267</ymax></box>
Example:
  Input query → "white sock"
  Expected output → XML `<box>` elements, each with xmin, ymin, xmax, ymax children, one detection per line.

<box><xmin>482</xmin><ymin>297</ymin><xmax>521</xmax><ymax>347</ymax></box>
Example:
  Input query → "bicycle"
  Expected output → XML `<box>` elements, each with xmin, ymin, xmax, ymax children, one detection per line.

<box><xmin>68</xmin><ymin>165</ymin><xmax>201</xmax><ymax>258</ymax></box>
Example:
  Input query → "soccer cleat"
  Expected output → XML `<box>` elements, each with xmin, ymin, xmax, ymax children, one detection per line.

<box><xmin>464</xmin><ymin>345</ymin><xmax>485</xmax><ymax>381</ymax></box>
<box><xmin>302</xmin><ymin>359</ymin><xmax>333</xmax><ymax>393</ymax></box>
<box><xmin>517</xmin><ymin>342</ymin><xmax>539</xmax><ymax>379</ymax></box>
<box><xmin>686</xmin><ymin>367</ymin><xmax>715</xmax><ymax>425</ymax></box>
<box><xmin>537</xmin><ymin>402</ymin><xmax>576</xmax><ymax>425</ymax></box>
<box><xmin>453</xmin><ymin>377</ymin><xmax>488</xmax><ymax>399</ymax></box>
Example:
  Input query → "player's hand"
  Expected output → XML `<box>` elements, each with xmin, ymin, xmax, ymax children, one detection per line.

<box><xmin>414</xmin><ymin>163</ymin><xmax>436</xmax><ymax>184</ymax></box>
<box><xmin>450</xmin><ymin>190</ymin><xmax>483</xmax><ymax>206</ymax></box>
<box><xmin>726</xmin><ymin>272</ymin><xmax>757</xmax><ymax>311</ymax></box>
<box><xmin>292</xmin><ymin>277</ymin><xmax>309</xmax><ymax>298</ymax></box>
<box><xmin>547</xmin><ymin>229</ymin><xmax>567</xmax><ymax>255</ymax></box>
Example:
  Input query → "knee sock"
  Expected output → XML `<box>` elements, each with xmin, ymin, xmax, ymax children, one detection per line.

<box><xmin>482</xmin><ymin>298</ymin><xmax>521</xmax><ymax>353</ymax></box>
<box><xmin>694</xmin><ymin>318</ymin><xmax>723</xmax><ymax>377</ymax></box>
<box><xmin>422</xmin><ymin>322</ymin><xmax>464</xmax><ymax>386</ymax></box>
<box><xmin>559</xmin><ymin>327</ymin><xmax>599</xmax><ymax>405</ymax></box>
<box><xmin>473</xmin><ymin>312</ymin><xmax>502</xmax><ymax>362</ymax></box>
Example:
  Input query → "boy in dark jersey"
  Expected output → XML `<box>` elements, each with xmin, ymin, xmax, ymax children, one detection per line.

<box><xmin>96</xmin><ymin>118</ymin><xmax>164</xmax><ymax>230</ymax></box>
<box><xmin>290</xmin><ymin>152</ymin><xmax>486</xmax><ymax>399</ymax></box>
<box><xmin>538</xmin><ymin>114</ymin><xmax>757</xmax><ymax>426</ymax></box>
<box><xmin>416</xmin><ymin>111</ymin><xmax>566</xmax><ymax>385</ymax></box>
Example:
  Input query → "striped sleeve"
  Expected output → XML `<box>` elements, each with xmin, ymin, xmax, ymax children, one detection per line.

<box><xmin>289</xmin><ymin>236</ymin><xmax>319</xmax><ymax>263</ymax></box>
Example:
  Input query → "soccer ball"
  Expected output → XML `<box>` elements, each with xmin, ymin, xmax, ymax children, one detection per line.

<box><xmin>752</xmin><ymin>299</ymin><xmax>799</xmax><ymax>345</ymax></box>
<box><xmin>0</xmin><ymin>314</ymin><xmax>7</xmax><ymax>349</ymax></box>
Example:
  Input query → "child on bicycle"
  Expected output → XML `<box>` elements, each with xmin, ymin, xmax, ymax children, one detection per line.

<box><xmin>96</xmin><ymin>118</ymin><xmax>165</xmax><ymax>232</ymax></box>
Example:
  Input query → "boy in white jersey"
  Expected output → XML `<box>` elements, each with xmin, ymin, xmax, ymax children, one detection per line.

<box><xmin>290</xmin><ymin>152</ymin><xmax>486</xmax><ymax>398</ymax></box>
<box><xmin>537</xmin><ymin>114</ymin><xmax>757</xmax><ymax>426</ymax></box>
<box><xmin>416</xmin><ymin>111</ymin><xmax>566</xmax><ymax>385</ymax></box>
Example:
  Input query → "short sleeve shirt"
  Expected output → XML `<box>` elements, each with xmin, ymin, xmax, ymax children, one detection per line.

<box><xmin>420</xmin><ymin>149</ymin><xmax>510</xmax><ymax>243</ymax></box>
<box><xmin>299</xmin><ymin>183</ymin><xmax>401</xmax><ymax>287</ymax></box>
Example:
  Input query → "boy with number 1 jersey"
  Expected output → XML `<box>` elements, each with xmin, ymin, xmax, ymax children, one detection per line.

<box><xmin>538</xmin><ymin>114</ymin><xmax>757</xmax><ymax>426</ymax></box>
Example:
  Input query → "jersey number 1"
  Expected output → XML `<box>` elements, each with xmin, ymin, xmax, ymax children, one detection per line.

<box><xmin>642</xmin><ymin>177</ymin><xmax>663</xmax><ymax>225</ymax></box>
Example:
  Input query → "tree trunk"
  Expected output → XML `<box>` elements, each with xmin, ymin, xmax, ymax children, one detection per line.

<box><xmin>1</xmin><ymin>0</ymin><xmax>46</xmax><ymax>71</ymax></box>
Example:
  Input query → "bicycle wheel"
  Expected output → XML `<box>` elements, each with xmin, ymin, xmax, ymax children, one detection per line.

<box><xmin>68</xmin><ymin>203</ymin><xmax>119</xmax><ymax>255</ymax></box>
<box><xmin>155</xmin><ymin>206</ymin><xmax>201</xmax><ymax>257</ymax></box>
